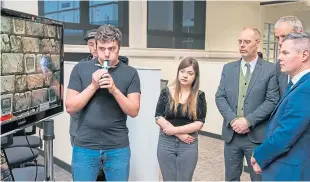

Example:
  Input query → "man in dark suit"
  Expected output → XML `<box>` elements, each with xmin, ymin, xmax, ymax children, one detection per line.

<box><xmin>274</xmin><ymin>16</ymin><xmax>303</xmax><ymax>97</ymax></box>
<box><xmin>215</xmin><ymin>28</ymin><xmax>279</xmax><ymax>181</ymax></box>
<box><xmin>251</xmin><ymin>32</ymin><xmax>310</xmax><ymax>181</ymax></box>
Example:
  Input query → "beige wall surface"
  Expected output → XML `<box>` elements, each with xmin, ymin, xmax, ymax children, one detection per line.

<box><xmin>1</xmin><ymin>1</ymin><xmax>38</xmax><ymax>15</ymax></box>
<box><xmin>263</xmin><ymin>2</ymin><xmax>310</xmax><ymax>32</ymax></box>
<box><xmin>206</xmin><ymin>1</ymin><xmax>262</xmax><ymax>52</ymax></box>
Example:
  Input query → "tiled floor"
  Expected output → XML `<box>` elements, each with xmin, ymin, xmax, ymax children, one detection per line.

<box><xmin>39</xmin><ymin>135</ymin><xmax>251</xmax><ymax>181</ymax></box>
<box><xmin>192</xmin><ymin>135</ymin><xmax>250</xmax><ymax>181</ymax></box>
<box><xmin>36</xmin><ymin>155</ymin><xmax>72</xmax><ymax>181</ymax></box>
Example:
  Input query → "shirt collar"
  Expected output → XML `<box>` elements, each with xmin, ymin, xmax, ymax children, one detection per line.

<box><xmin>241</xmin><ymin>55</ymin><xmax>258</xmax><ymax>70</ymax></box>
<box><xmin>291</xmin><ymin>69</ymin><xmax>310</xmax><ymax>85</ymax></box>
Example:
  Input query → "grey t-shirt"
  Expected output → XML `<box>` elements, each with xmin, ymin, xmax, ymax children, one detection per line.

<box><xmin>69</xmin><ymin>54</ymin><xmax>93</xmax><ymax>137</ymax></box>
<box><xmin>68</xmin><ymin>58</ymin><xmax>141</xmax><ymax>150</ymax></box>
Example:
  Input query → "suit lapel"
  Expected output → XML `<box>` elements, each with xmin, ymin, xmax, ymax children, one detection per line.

<box><xmin>232</xmin><ymin>60</ymin><xmax>241</xmax><ymax>107</ymax></box>
<box><xmin>245</xmin><ymin>58</ymin><xmax>263</xmax><ymax>100</ymax></box>
<box><xmin>270</xmin><ymin>72</ymin><xmax>310</xmax><ymax>118</ymax></box>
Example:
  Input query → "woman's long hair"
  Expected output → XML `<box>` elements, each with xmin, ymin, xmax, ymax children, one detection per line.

<box><xmin>170</xmin><ymin>57</ymin><xmax>200</xmax><ymax>120</ymax></box>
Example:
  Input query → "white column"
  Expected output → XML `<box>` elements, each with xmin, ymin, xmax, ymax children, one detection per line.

<box><xmin>127</xmin><ymin>67</ymin><xmax>161</xmax><ymax>181</ymax></box>
<box><xmin>129</xmin><ymin>1</ymin><xmax>147</xmax><ymax>48</ymax></box>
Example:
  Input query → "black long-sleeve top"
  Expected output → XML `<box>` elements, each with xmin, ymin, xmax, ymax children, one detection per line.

<box><xmin>155</xmin><ymin>87</ymin><xmax>207</xmax><ymax>126</ymax></box>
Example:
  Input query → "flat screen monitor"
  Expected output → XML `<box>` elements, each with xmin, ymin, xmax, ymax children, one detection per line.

<box><xmin>1</xmin><ymin>8</ymin><xmax>64</xmax><ymax>137</ymax></box>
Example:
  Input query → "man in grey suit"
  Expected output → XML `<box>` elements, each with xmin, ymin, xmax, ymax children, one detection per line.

<box><xmin>274</xmin><ymin>16</ymin><xmax>303</xmax><ymax>97</ymax></box>
<box><xmin>215</xmin><ymin>28</ymin><xmax>279</xmax><ymax>181</ymax></box>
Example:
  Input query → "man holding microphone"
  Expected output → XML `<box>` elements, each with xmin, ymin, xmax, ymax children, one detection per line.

<box><xmin>66</xmin><ymin>24</ymin><xmax>141</xmax><ymax>181</ymax></box>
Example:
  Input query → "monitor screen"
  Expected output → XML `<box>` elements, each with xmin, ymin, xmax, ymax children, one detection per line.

<box><xmin>1</xmin><ymin>8</ymin><xmax>64</xmax><ymax>136</ymax></box>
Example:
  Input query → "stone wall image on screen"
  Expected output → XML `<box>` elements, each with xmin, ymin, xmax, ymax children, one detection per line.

<box><xmin>1</xmin><ymin>16</ymin><xmax>61</xmax><ymax>117</ymax></box>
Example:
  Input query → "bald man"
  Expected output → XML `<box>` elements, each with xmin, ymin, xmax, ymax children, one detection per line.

<box><xmin>215</xmin><ymin>28</ymin><xmax>280</xmax><ymax>181</ymax></box>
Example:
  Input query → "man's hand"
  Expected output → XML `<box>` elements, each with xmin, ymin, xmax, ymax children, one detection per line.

<box><xmin>99</xmin><ymin>73</ymin><xmax>117</xmax><ymax>94</ymax></box>
<box><xmin>251</xmin><ymin>156</ymin><xmax>262</xmax><ymax>174</ymax></box>
<box><xmin>176</xmin><ymin>134</ymin><xmax>195</xmax><ymax>144</ymax></box>
<box><xmin>232</xmin><ymin>117</ymin><xmax>250</xmax><ymax>134</ymax></box>
<box><xmin>92</xmin><ymin>69</ymin><xmax>107</xmax><ymax>89</ymax></box>
<box><xmin>163</xmin><ymin>126</ymin><xmax>178</xmax><ymax>136</ymax></box>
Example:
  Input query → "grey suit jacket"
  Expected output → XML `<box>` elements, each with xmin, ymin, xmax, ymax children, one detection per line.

<box><xmin>215</xmin><ymin>58</ymin><xmax>280</xmax><ymax>144</ymax></box>
<box><xmin>275</xmin><ymin>60</ymin><xmax>288</xmax><ymax>97</ymax></box>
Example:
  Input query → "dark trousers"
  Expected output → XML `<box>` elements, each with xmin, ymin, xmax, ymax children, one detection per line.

<box><xmin>224</xmin><ymin>133</ymin><xmax>262</xmax><ymax>181</ymax></box>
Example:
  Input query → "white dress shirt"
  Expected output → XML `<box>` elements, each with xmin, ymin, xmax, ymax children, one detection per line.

<box><xmin>241</xmin><ymin>55</ymin><xmax>258</xmax><ymax>76</ymax></box>
<box><xmin>291</xmin><ymin>69</ymin><xmax>310</xmax><ymax>86</ymax></box>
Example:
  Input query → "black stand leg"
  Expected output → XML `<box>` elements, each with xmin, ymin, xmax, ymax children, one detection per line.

<box><xmin>43</xmin><ymin>119</ymin><xmax>55</xmax><ymax>181</ymax></box>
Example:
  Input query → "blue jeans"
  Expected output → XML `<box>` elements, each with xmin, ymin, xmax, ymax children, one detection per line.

<box><xmin>72</xmin><ymin>145</ymin><xmax>131</xmax><ymax>181</ymax></box>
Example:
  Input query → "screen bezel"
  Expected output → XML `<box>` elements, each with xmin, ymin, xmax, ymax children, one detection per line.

<box><xmin>1</xmin><ymin>8</ymin><xmax>64</xmax><ymax>137</ymax></box>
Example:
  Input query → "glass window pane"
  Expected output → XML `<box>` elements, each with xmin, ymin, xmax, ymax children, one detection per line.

<box><xmin>182</xmin><ymin>1</ymin><xmax>195</xmax><ymax>33</ymax></box>
<box><xmin>179</xmin><ymin>37</ymin><xmax>204</xmax><ymax>49</ymax></box>
<box><xmin>39</xmin><ymin>0</ymin><xmax>128</xmax><ymax>45</ymax></box>
<box><xmin>148</xmin><ymin>1</ymin><xmax>174</xmax><ymax>31</ymax></box>
<box><xmin>44</xmin><ymin>1</ymin><xmax>58</xmax><ymax>13</ymax></box>
<box><xmin>89</xmin><ymin>0</ymin><xmax>116</xmax><ymax>6</ymax></box>
<box><xmin>147</xmin><ymin>35</ymin><xmax>175</xmax><ymax>48</ymax></box>
<box><xmin>44</xmin><ymin>1</ymin><xmax>79</xmax><ymax>13</ymax></box>
<box><xmin>89</xmin><ymin>4</ymin><xmax>118</xmax><ymax>26</ymax></box>
<box><xmin>63</xmin><ymin>29</ymin><xmax>84</xmax><ymax>44</ymax></box>
<box><xmin>46</xmin><ymin>10</ymin><xmax>80</xmax><ymax>23</ymax></box>
<box><xmin>182</xmin><ymin>1</ymin><xmax>205</xmax><ymax>34</ymax></box>
<box><xmin>148</xmin><ymin>35</ymin><xmax>204</xmax><ymax>49</ymax></box>
<box><xmin>147</xmin><ymin>1</ymin><xmax>205</xmax><ymax>49</ymax></box>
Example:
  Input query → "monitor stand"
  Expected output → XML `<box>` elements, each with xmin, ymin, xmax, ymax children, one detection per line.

<box><xmin>43</xmin><ymin>119</ymin><xmax>55</xmax><ymax>181</ymax></box>
<box><xmin>1</xmin><ymin>119</ymin><xmax>55</xmax><ymax>181</ymax></box>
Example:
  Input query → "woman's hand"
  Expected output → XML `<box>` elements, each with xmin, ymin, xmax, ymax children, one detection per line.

<box><xmin>176</xmin><ymin>134</ymin><xmax>195</xmax><ymax>144</ymax></box>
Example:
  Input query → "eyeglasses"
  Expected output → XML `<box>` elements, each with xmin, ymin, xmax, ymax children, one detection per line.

<box><xmin>238</xmin><ymin>39</ymin><xmax>259</xmax><ymax>45</ymax></box>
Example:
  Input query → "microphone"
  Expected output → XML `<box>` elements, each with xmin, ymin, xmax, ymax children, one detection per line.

<box><xmin>101</xmin><ymin>60</ymin><xmax>110</xmax><ymax>81</ymax></box>
<box><xmin>95</xmin><ymin>59</ymin><xmax>110</xmax><ymax>81</ymax></box>
<box><xmin>95</xmin><ymin>59</ymin><xmax>110</xmax><ymax>70</ymax></box>
<box><xmin>103</xmin><ymin>60</ymin><xmax>110</xmax><ymax>71</ymax></box>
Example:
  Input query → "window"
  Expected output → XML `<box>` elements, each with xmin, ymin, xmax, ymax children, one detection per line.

<box><xmin>147</xmin><ymin>1</ymin><xmax>206</xmax><ymax>49</ymax></box>
<box><xmin>263</xmin><ymin>23</ymin><xmax>277</xmax><ymax>63</ymax></box>
<box><xmin>39</xmin><ymin>0</ymin><xmax>129</xmax><ymax>46</ymax></box>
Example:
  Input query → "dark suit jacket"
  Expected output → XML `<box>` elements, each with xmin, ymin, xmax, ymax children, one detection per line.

<box><xmin>275</xmin><ymin>60</ymin><xmax>288</xmax><ymax>97</ymax></box>
<box><xmin>254</xmin><ymin>72</ymin><xmax>310</xmax><ymax>181</ymax></box>
<box><xmin>215</xmin><ymin>58</ymin><xmax>279</xmax><ymax>144</ymax></box>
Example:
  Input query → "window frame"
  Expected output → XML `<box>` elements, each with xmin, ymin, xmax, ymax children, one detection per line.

<box><xmin>38</xmin><ymin>1</ymin><xmax>129</xmax><ymax>46</ymax></box>
<box><xmin>147</xmin><ymin>1</ymin><xmax>206</xmax><ymax>50</ymax></box>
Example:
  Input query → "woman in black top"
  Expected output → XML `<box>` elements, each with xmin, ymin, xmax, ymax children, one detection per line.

<box><xmin>155</xmin><ymin>57</ymin><xmax>207</xmax><ymax>181</ymax></box>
